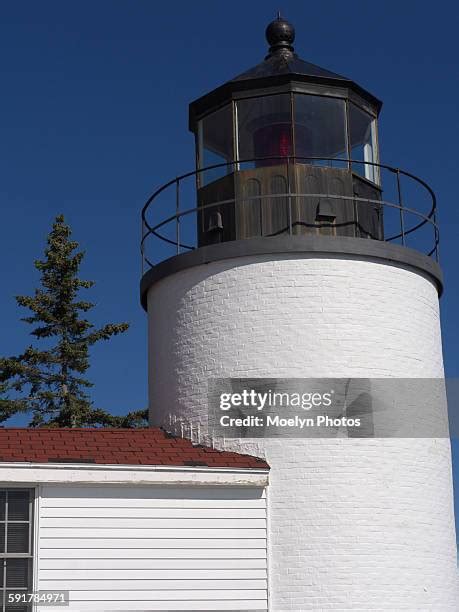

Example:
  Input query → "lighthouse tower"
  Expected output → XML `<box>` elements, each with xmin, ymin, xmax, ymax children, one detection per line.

<box><xmin>140</xmin><ymin>17</ymin><xmax>459</xmax><ymax>611</ymax></box>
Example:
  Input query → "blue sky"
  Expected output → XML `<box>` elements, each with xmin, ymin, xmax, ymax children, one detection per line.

<box><xmin>1</xmin><ymin>1</ymin><xmax>458</xmax><ymax>530</ymax></box>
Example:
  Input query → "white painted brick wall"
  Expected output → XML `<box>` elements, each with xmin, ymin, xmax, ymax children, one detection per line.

<box><xmin>147</xmin><ymin>254</ymin><xmax>459</xmax><ymax>611</ymax></box>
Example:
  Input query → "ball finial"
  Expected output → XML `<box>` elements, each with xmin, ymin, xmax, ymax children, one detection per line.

<box><xmin>265</xmin><ymin>14</ymin><xmax>295</xmax><ymax>56</ymax></box>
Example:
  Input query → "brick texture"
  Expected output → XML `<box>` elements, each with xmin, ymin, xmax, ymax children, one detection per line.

<box><xmin>147</xmin><ymin>254</ymin><xmax>459</xmax><ymax>611</ymax></box>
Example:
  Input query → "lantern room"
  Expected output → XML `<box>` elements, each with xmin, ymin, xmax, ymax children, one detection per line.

<box><xmin>189</xmin><ymin>15</ymin><xmax>383</xmax><ymax>246</ymax></box>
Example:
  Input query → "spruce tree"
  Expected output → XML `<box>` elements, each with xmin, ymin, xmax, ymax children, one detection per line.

<box><xmin>0</xmin><ymin>215</ymin><xmax>146</xmax><ymax>427</ymax></box>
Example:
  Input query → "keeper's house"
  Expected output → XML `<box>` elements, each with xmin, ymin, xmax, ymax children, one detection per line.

<box><xmin>0</xmin><ymin>428</ymin><xmax>269</xmax><ymax>612</ymax></box>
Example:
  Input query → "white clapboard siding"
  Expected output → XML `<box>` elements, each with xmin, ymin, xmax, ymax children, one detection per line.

<box><xmin>41</xmin><ymin>599</ymin><xmax>267</xmax><ymax>611</ymax></box>
<box><xmin>40</xmin><ymin>517</ymin><xmax>267</xmax><ymax>528</ymax></box>
<box><xmin>39</xmin><ymin>537</ymin><xmax>265</xmax><ymax>549</ymax></box>
<box><xmin>39</xmin><ymin>547</ymin><xmax>266</xmax><ymax>559</ymax></box>
<box><xmin>41</xmin><ymin>507</ymin><xmax>266</xmax><ymax>518</ymax></box>
<box><xmin>40</xmin><ymin>527</ymin><xmax>265</xmax><ymax>538</ymax></box>
<box><xmin>39</xmin><ymin>558</ymin><xmax>267</xmax><ymax>569</ymax></box>
<box><xmin>39</xmin><ymin>579</ymin><xmax>267</xmax><ymax>589</ymax></box>
<box><xmin>37</xmin><ymin>484</ymin><xmax>268</xmax><ymax>612</ymax></box>
<box><xmin>40</xmin><ymin>568</ymin><xmax>268</xmax><ymax>579</ymax></box>
<box><xmin>42</xmin><ymin>589</ymin><xmax>267</xmax><ymax>600</ymax></box>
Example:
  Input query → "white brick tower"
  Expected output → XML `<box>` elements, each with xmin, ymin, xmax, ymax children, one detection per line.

<box><xmin>140</xmin><ymin>16</ymin><xmax>459</xmax><ymax>611</ymax></box>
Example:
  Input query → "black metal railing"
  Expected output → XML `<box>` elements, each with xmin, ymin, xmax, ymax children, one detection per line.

<box><xmin>141</xmin><ymin>157</ymin><xmax>439</xmax><ymax>272</ymax></box>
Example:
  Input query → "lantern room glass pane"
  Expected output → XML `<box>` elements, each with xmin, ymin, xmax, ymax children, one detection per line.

<box><xmin>198</xmin><ymin>104</ymin><xmax>234</xmax><ymax>185</ymax></box>
<box><xmin>349</xmin><ymin>103</ymin><xmax>379</xmax><ymax>184</ymax></box>
<box><xmin>237</xmin><ymin>94</ymin><xmax>292</xmax><ymax>167</ymax></box>
<box><xmin>293</xmin><ymin>94</ymin><xmax>347</xmax><ymax>167</ymax></box>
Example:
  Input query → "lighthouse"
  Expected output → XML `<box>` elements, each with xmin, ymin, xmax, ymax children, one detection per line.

<box><xmin>140</xmin><ymin>16</ymin><xmax>459</xmax><ymax>611</ymax></box>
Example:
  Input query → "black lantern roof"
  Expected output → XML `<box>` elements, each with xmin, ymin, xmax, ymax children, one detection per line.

<box><xmin>189</xmin><ymin>15</ymin><xmax>382</xmax><ymax>130</ymax></box>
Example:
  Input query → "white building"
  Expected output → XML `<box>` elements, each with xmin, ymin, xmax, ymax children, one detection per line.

<box><xmin>0</xmin><ymin>428</ymin><xmax>269</xmax><ymax>611</ymax></box>
<box><xmin>1</xmin><ymin>15</ymin><xmax>458</xmax><ymax>612</ymax></box>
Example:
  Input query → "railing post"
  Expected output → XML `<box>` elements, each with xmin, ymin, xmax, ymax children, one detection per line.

<box><xmin>396</xmin><ymin>169</ymin><xmax>406</xmax><ymax>246</ymax></box>
<box><xmin>433</xmin><ymin>206</ymin><xmax>440</xmax><ymax>262</ymax></box>
<box><xmin>141</xmin><ymin>218</ymin><xmax>144</xmax><ymax>276</ymax></box>
<box><xmin>287</xmin><ymin>156</ymin><xmax>293</xmax><ymax>235</ymax></box>
<box><xmin>176</xmin><ymin>178</ymin><xmax>180</xmax><ymax>255</ymax></box>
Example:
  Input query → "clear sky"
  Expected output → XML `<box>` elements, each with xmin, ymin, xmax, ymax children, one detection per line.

<box><xmin>1</xmin><ymin>1</ymin><xmax>458</xmax><ymax>532</ymax></box>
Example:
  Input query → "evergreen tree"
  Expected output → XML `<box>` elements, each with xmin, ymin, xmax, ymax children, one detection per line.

<box><xmin>0</xmin><ymin>215</ymin><xmax>147</xmax><ymax>428</ymax></box>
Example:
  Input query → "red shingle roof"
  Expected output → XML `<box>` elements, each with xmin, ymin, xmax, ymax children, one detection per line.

<box><xmin>0</xmin><ymin>428</ymin><xmax>269</xmax><ymax>469</ymax></box>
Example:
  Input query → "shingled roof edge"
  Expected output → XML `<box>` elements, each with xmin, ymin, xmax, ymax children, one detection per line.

<box><xmin>0</xmin><ymin>427</ymin><xmax>270</xmax><ymax>470</ymax></box>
